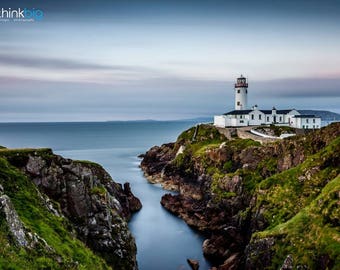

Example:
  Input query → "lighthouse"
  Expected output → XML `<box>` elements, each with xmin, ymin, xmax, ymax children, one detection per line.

<box><xmin>214</xmin><ymin>75</ymin><xmax>321</xmax><ymax>129</ymax></box>
<box><xmin>234</xmin><ymin>75</ymin><xmax>248</xmax><ymax>110</ymax></box>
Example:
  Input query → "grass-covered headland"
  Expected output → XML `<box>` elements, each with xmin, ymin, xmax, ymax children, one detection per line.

<box><xmin>141</xmin><ymin>123</ymin><xmax>340</xmax><ymax>269</ymax></box>
<box><xmin>0</xmin><ymin>147</ymin><xmax>140</xmax><ymax>270</ymax></box>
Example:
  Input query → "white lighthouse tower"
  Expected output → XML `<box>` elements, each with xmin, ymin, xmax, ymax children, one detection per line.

<box><xmin>234</xmin><ymin>75</ymin><xmax>248</xmax><ymax>110</ymax></box>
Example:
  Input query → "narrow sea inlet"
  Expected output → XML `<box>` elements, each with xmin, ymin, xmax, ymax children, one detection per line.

<box><xmin>0</xmin><ymin>121</ymin><xmax>212</xmax><ymax>270</ymax></box>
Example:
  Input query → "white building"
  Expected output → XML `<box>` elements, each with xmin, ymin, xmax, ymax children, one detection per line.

<box><xmin>214</xmin><ymin>75</ymin><xmax>321</xmax><ymax>129</ymax></box>
<box><xmin>290</xmin><ymin>115</ymin><xmax>321</xmax><ymax>129</ymax></box>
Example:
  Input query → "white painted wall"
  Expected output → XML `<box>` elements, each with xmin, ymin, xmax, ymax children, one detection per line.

<box><xmin>214</xmin><ymin>110</ymin><xmax>321</xmax><ymax>129</ymax></box>
<box><xmin>235</xmin><ymin>87</ymin><xmax>248</xmax><ymax>110</ymax></box>
<box><xmin>248</xmin><ymin>110</ymin><xmax>265</xmax><ymax>125</ymax></box>
<box><xmin>267</xmin><ymin>111</ymin><xmax>285</xmax><ymax>124</ymax></box>
<box><xmin>291</xmin><ymin>116</ymin><xmax>321</xmax><ymax>129</ymax></box>
<box><xmin>214</xmin><ymin>115</ymin><xmax>227</xmax><ymax>127</ymax></box>
<box><xmin>285</xmin><ymin>110</ymin><xmax>300</xmax><ymax>125</ymax></box>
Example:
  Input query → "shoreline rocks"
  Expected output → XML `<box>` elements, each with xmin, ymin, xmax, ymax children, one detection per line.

<box><xmin>140</xmin><ymin>123</ymin><xmax>340</xmax><ymax>269</ymax></box>
<box><xmin>1</xmin><ymin>148</ymin><xmax>141</xmax><ymax>270</ymax></box>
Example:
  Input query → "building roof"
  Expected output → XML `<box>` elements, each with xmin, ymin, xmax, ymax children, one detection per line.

<box><xmin>293</xmin><ymin>115</ymin><xmax>319</xmax><ymax>118</ymax></box>
<box><xmin>224</xmin><ymin>110</ymin><xmax>252</xmax><ymax>115</ymax></box>
<box><xmin>224</xmin><ymin>109</ymin><xmax>298</xmax><ymax>116</ymax></box>
<box><xmin>277</xmin><ymin>109</ymin><xmax>296</xmax><ymax>114</ymax></box>
<box><xmin>260</xmin><ymin>109</ymin><xmax>295</xmax><ymax>114</ymax></box>
<box><xmin>259</xmin><ymin>110</ymin><xmax>272</xmax><ymax>114</ymax></box>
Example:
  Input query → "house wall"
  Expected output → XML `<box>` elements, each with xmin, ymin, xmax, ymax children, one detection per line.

<box><xmin>214</xmin><ymin>110</ymin><xmax>321</xmax><ymax>129</ymax></box>
<box><xmin>214</xmin><ymin>115</ymin><xmax>227</xmax><ymax>127</ymax></box>
<box><xmin>225</xmin><ymin>115</ymin><xmax>249</xmax><ymax>126</ymax></box>
<box><xmin>248</xmin><ymin>110</ymin><xmax>265</xmax><ymax>125</ymax></box>
<box><xmin>291</xmin><ymin>117</ymin><xmax>321</xmax><ymax>129</ymax></box>
<box><xmin>285</xmin><ymin>110</ymin><xmax>300</xmax><ymax>125</ymax></box>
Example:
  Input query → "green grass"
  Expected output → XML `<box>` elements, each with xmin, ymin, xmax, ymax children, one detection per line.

<box><xmin>0</xmin><ymin>148</ymin><xmax>54</xmax><ymax>168</ymax></box>
<box><xmin>255</xmin><ymin>136</ymin><xmax>340</xmax><ymax>229</ymax></box>
<box><xmin>75</xmin><ymin>160</ymin><xmax>103</xmax><ymax>168</ymax></box>
<box><xmin>172</xmin><ymin>124</ymin><xmax>340</xmax><ymax>268</ymax></box>
<box><xmin>0</xmin><ymin>157</ymin><xmax>111</xmax><ymax>270</ymax></box>
<box><xmin>177</xmin><ymin>124</ymin><xmax>226</xmax><ymax>143</ymax></box>
<box><xmin>253</xmin><ymin>175</ymin><xmax>340</xmax><ymax>269</ymax></box>
<box><xmin>245</xmin><ymin>135</ymin><xmax>340</xmax><ymax>269</ymax></box>
<box><xmin>90</xmin><ymin>186</ymin><xmax>107</xmax><ymax>196</ymax></box>
<box><xmin>210</xmin><ymin>172</ymin><xmax>236</xmax><ymax>201</ymax></box>
<box><xmin>172</xmin><ymin>125</ymin><xmax>263</xmax><ymax>200</ymax></box>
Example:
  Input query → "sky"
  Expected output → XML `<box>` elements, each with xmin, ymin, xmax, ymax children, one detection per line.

<box><xmin>0</xmin><ymin>0</ymin><xmax>340</xmax><ymax>122</ymax></box>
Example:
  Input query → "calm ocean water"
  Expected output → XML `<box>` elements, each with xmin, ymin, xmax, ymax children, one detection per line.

<box><xmin>0</xmin><ymin>121</ymin><xmax>212</xmax><ymax>270</ymax></box>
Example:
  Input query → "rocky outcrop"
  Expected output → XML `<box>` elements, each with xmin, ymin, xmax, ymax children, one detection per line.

<box><xmin>244</xmin><ymin>237</ymin><xmax>275</xmax><ymax>269</ymax></box>
<box><xmin>0</xmin><ymin>184</ymin><xmax>28</xmax><ymax>247</ymax></box>
<box><xmin>187</xmin><ymin>258</ymin><xmax>200</xmax><ymax>270</ymax></box>
<box><xmin>0</xmin><ymin>186</ymin><xmax>55</xmax><ymax>253</ymax></box>
<box><xmin>141</xmin><ymin>123</ymin><xmax>340</xmax><ymax>269</ymax></box>
<box><xmin>1</xmin><ymin>148</ymin><xmax>141</xmax><ymax>270</ymax></box>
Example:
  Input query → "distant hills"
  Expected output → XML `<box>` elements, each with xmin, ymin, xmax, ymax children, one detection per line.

<box><xmin>184</xmin><ymin>110</ymin><xmax>340</xmax><ymax>123</ymax></box>
<box><xmin>299</xmin><ymin>110</ymin><xmax>340</xmax><ymax>120</ymax></box>
<box><xmin>105</xmin><ymin>111</ymin><xmax>339</xmax><ymax>123</ymax></box>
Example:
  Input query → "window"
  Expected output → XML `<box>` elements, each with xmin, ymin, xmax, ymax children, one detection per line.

<box><xmin>306</xmin><ymin>119</ymin><xmax>309</xmax><ymax>123</ymax></box>
<box><xmin>237</xmin><ymin>90</ymin><xmax>240</xmax><ymax>93</ymax></box>
<box><xmin>246</xmin><ymin>90</ymin><xmax>248</xmax><ymax>94</ymax></box>
<box><xmin>313</xmin><ymin>125</ymin><xmax>315</xmax><ymax>128</ymax></box>
<box><xmin>240</xmin><ymin>115</ymin><xmax>243</xmax><ymax>119</ymax></box>
<box><xmin>302</xmin><ymin>125</ymin><xmax>305</xmax><ymax>129</ymax></box>
<box><xmin>279</xmin><ymin>116</ymin><xmax>282</xmax><ymax>122</ymax></box>
<box><xmin>237</xmin><ymin>101</ymin><xmax>240</xmax><ymax>106</ymax></box>
<box><xmin>313</xmin><ymin>119</ymin><xmax>315</xmax><ymax>123</ymax></box>
<box><xmin>259</xmin><ymin>115</ymin><xmax>262</xmax><ymax>120</ymax></box>
<box><xmin>251</xmin><ymin>114</ymin><xmax>254</xmax><ymax>120</ymax></box>
<box><xmin>267</xmin><ymin>116</ymin><xmax>269</xmax><ymax>122</ymax></box>
<box><xmin>240</xmin><ymin>120</ymin><xmax>244</xmax><ymax>123</ymax></box>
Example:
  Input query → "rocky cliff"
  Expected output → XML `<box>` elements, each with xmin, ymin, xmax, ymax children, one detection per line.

<box><xmin>141</xmin><ymin>123</ymin><xmax>340</xmax><ymax>269</ymax></box>
<box><xmin>0</xmin><ymin>148</ymin><xmax>141</xmax><ymax>269</ymax></box>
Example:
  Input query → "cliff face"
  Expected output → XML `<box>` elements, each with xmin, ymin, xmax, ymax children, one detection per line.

<box><xmin>0</xmin><ymin>148</ymin><xmax>141</xmax><ymax>270</ymax></box>
<box><xmin>141</xmin><ymin>123</ymin><xmax>340</xmax><ymax>269</ymax></box>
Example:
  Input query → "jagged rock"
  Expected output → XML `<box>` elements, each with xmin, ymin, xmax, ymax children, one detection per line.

<box><xmin>141</xmin><ymin>123</ymin><xmax>340</xmax><ymax>269</ymax></box>
<box><xmin>26</xmin><ymin>155</ymin><xmax>46</xmax><ymax>176</ymax></box>
<box><xmin>123</xmin><ymin>182</ymin><xmax>142</xmax><ymax>213</ymax></box>
<box><xmin>4</xmin><ymin>150</ymin><xmax>140</xmax><ymax>270</ymax></box>
<box><xmin>0</xmin><ymin>183</ymin><xmax>55</xmax><ymax>253</ymax></box>
<box><xmin>0</xmin><ymin>194</ymin><xmax>28</xmax><ymax>247</ymax></box>
<box><xmin>140</xmin><ymin>143</ymin><xmax>176</xmax><ymax>177</ymax></box>
<box><xmin>244</xmin><ymin>237</ymin><xmax>275</xmax><ymax>269</ymax></box>
<box><xmin>280</xmin><ymin>255</ymin><xmax>293</xmax><ymax>270</ymax></box>
<box><xmin>218</xmin><ymin>253</ymin><xmax>240</xmax><ymax>270</ymax></box>
<box><xmin>202</xmin><ymin>237</ymin><xmax>226</xmax><ymax>261</ymax></box>
<box><xmin>187</xmin><ymin>258</ymin><xmax>199</xmax><ymax>270</ymax></box>
<box><xmin>0</xmin><ymin>192</ymin><xmax>55</xmax><ymax>253</ymax></box>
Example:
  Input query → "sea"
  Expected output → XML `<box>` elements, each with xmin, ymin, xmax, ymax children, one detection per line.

<box><xmin>0</xmin><ymin>121</ymin><xmax>212</xmax><ymax>270</ymax></box>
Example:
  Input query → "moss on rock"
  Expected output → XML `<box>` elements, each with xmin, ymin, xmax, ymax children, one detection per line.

<box><xmin>0</xmin><ymin>157</ymin><xmax>110</xmax><ymax>270</ymax></box>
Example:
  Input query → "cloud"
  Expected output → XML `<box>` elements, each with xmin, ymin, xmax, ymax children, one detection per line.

<box><xmin>0</xmin><ymin>53</ymin><xmax>152</xmax><ymax>72</ymax></box>
<box><xmin>251</xmin><ymin>78</ymin><xmax>340</xmax><ymax>98</ymax></box>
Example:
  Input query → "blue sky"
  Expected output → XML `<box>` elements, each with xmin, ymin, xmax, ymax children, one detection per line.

<box><xmin>0</xmin><ymin>0</ymin><xmax>340</xmax><ymax>121</ymax></box>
